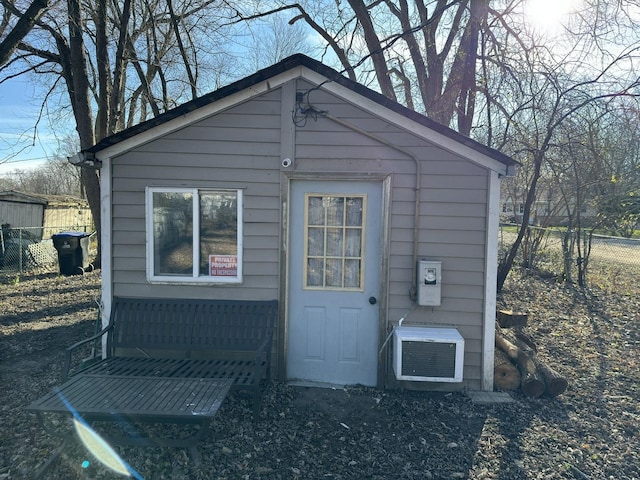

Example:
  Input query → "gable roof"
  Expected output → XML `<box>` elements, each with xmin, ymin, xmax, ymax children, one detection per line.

<box><xmin>84</xmin><ymin>54</ymin><xmax>517</xmax><ymax>170</ymax></box>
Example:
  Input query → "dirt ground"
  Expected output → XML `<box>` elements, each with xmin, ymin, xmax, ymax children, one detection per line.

<box><xmin>0</xmin><ymin>269</ymin><xmax>638</xmax><ymax>479</ymax></box>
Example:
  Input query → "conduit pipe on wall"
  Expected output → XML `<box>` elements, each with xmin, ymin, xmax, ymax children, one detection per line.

<box><xmin>319</xmin><ymin>112</ymin><xmax>422</xmax><ymax>301</ymax></box>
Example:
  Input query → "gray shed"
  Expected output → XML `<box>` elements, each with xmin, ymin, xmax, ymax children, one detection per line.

<box><xmin>0</xmin><ymin>191</ymin><xmax>48</xmax><ymax>234</ymax></box>
<box><xmin>78</xmin><ymin>55</ymin><xmax>517</xmax><ymax>392</ymax></box>
<box><xmin>0</xmin><ymin>190</ymin><xmax>92</xmax><ymax>240</ymax></box>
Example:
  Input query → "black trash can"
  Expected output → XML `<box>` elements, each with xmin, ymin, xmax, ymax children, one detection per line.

<box><xmin>52</xmin><ymin>231</ymin><xmax>92</xmax><ymax>275</ymax></box>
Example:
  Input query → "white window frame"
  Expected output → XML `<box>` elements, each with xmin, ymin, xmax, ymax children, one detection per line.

<box><xmin>145</xmin><ymin>186</ymin><xmax>243</xmax><ymax>284</ymax></box>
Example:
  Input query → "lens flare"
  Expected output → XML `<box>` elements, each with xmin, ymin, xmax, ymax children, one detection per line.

<box><xmin>73</xmin><ymin>418</ymin><xmax>132</xmax><ymax>476</ymax></box>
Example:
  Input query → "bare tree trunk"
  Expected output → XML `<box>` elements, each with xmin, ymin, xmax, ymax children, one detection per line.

<box><xmin>561</xmin><ymin>228</ymin><xmax>575</xmax><ymax>283</ymax></box>
<box><xmin>95</xmin><ymin>0</ymin><xmax>110</xmax><ymax>141</ymax></box>
<box><xmin>167</xmin><ymin>0</ymin><xmax>197</xmax><ymax>100</ymax></box>
<box><xmin>346</xmin><ymin>0</ymin><xmax>397</xmax><ymax>102</ymax></box>
<box><xmin>577</xmin><ymin>230</ymin><xmax>593</xmax><ymax>287</ymax></box>
<box><xmin>456</xmin><ymin>0</ymin><xmax>487</xmax><ymax>136</ymax></box>
<box><xmin>388</xmin><ymin>0</ymin><xmax>428</xmax><ymax>109</ymax></box>
<box><xmin>66</xmin><ymin>0</ymin><xmax>101</xmax><ymax>265</ymax></box>
<box><xmin>109</xmin><ymin>0</ymin><xmax>132</xmax><ymax>133</ymax></box>
<box><xmin>497</xmin><ymin>152</ymin><xmax>544</xmax><ymax>291</ymax></box>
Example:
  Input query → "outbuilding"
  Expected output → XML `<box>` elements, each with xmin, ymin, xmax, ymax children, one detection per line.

<box><xmin>0</xmin><ymin>190</ymin><xmax>92</xmax><ymax>240</ymax></box>
<box><xmin>76</xmin><ymin>55</ymin><xmax>517</xmax><ymax>392</ymax></box>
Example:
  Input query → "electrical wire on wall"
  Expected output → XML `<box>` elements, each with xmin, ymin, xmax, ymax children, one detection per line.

<box><xmin>291</xmin><ymin>90</ymin><xmax>327</xmax><ymax>127</ymax></box>
<box><xmin>378</xmin><ymin>304</ymin><xmax>418</xmax><ymax>359</ymax></box>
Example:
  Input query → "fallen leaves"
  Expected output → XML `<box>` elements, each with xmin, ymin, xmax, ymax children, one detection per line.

<box><xmin>1</xmin><ymin>270</ymin><xmax>639</xmax><ymax>479</ymax></box>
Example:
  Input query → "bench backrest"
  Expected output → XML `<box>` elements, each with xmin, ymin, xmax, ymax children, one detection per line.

<box><xmin>108</xmin><ymin>297</ymin><xmax>278</xmax><ymax>358</ymax></box>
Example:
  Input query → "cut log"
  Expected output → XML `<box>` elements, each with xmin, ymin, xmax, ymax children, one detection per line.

<box><xmin>494</xmin><ymin>348</ymin><xmax>521</xmax><ymax>390</ymax></box>
<box><xmin>495</xmin><ymin>331</ymin><xmax>519</xmax><ymax>358</ymax></box>
<box><xmin>511</xmin><ymin>333</ymin><xmax>567</xmax><ymax>397</ymax></box>
<box><xmin>495</xmin><ymin>330</ymin><xmax>568</xmax><ymax>398</ymax></box>
<box><xmin>515</xmin><ymin>329</ymin><xmax>537</xmax><ymax>352</ymax></box>
<box><xmin>535</xmin><ymin>359</ymin><xmax>568</xmax><ymax>397</ymax></box>
<box><xmin>495</xmin><ymin>331</ymin><xmax>546</xmax><ymax>397</ymax></box>
<box><xmin>497</xmin><ymin>310</ymin><xmax>528</xmax><ymax>328</ymax></box>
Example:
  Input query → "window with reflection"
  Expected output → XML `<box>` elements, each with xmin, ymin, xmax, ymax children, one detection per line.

<box><xmin>146</xmin><ymin>187</ymin><xmax>242</xmax><ymax>283</ymax></box>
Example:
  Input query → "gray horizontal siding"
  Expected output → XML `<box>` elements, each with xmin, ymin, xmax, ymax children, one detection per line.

<box><xmin>110</xmin><ymin>89</ymin><xmax>282</xmax><ymax>300</ymax></box>
<box><xmin>391</xmin><ymin>228</ymin><xmax>486</xmax><ymax>244</ymax></box>
<box><xmin>421</xmin><ymin>188</ymin><xmax>487</xmax><ymax>204</ymax></box>
<box><xmin>108</xmin><ymin>78</ymin><xmax>496</xmax><ymax>389</ymax></box>
<box><xmin>113</xmin><ymin>164</ymin><xmax>281</xmax><ymax>184</ymax></box>
<box><xmin>292</xmin><ymin>84</ymin><xmax>491</xmax><ymax>388</ymax></box>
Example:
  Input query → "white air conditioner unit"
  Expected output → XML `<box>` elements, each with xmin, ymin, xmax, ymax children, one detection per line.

<box><xmin>393</xmin><ymin>326</ymin><xmax>464</xmax><ymax>382</ymax></box>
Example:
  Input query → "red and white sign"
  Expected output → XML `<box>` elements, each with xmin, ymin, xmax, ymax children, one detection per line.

<box><xmin>209</xmin><ymin>255</ymin><xmax>238</xmax><ymax>276</ymax></box>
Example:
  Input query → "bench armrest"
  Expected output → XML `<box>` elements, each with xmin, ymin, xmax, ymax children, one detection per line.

<box><xmin>252</xmin><ymin>332</ymin><xmax>274</xmax><ymax>377</ymax></box>
<box><xmin>62</xmin><ymin>323</ymin><xmax>113</xmax><ymax>382</ymax></box>
<box><xmin>254</xmin><ymin>333</ymin><xmax>272</xmax><ymax>356</ymax></box>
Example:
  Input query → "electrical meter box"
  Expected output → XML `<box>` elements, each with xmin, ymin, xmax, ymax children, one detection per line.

<box><xmin>417</xmin><ymin>260</ymin><xmax>441</xmax><ymax>306</ymax></box>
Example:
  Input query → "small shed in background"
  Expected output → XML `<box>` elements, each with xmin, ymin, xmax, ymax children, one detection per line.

<box><xmin>0</xmin><ymin>191</ymin><xmax>93</xmax><ymax>240</ymax></box>
<box><xmin>0</xmin><ymin>191</ymin><xmax>94</xmax><ymax>271</ymax></box>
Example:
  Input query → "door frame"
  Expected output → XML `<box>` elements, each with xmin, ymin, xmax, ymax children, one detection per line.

<box><xmin>278</xmin><ymin>172</ymin><xmax>392</xmax><ymax>387</ymax></box>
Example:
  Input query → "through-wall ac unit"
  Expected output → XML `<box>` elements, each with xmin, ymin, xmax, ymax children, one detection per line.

<box><xmin>393</xmin><ymin>326</ymin><xmax>464</xmax><ymax>382</ymax></box>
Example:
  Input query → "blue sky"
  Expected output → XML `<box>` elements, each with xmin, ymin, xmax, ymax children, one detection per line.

<box><xmin>0</xmin><ymin>75</ymin><xmax>71</xmax><ymax>175</ymax></box>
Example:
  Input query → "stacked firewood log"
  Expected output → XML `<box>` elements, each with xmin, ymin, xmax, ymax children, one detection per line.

<box><xmin>493</xmin><ymin>310</ymin><xmax>568</xmax><ymax>397</ymax></box>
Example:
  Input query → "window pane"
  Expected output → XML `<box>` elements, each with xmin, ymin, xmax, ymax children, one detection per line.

<box><xmin>307</xmin><ymin>258</ymin><xmax>323</xmax><ymax>287</ymax></box>
<box><xmin>345</xmin><ymin>228</ymin><xmax>361</xmax><ymax>257</ymax></box>
<box><xmin>344</xmin><ymin>259</ymin><xmax>361</xmax><ymax>287</ymax></box>
<box><xmin>326</xmin><ymin>197</ymin><xmax>344</xmax><ymax>226</ymax></box>
<box><xmin>153</xmin><ymin>192</ymin><xmax>192</xmax><ymax>275</ymax></box>
<box><xmin>200</xmin><ymin>191</ymin><xmax>238</xmax><ymax>276</ymax></box>
<box><xmin>345</xmin><ymin>197</ymin><xmax>363</xmax><ymax>226</ymax></box>
<box><xmin>325</xmin><ymin>258</ymin><xmax>343</xmax><ymax>287</ymax></box>
<box><xmin>308</xmin><ymin>197</ymin><xmax>324</xmax><ymax>225</ymax></box>
<box><xmin>326</xmin><ymin>228</ymin><xmax>343</xmax><ymax>256</ymax></box>
<box><xmin>307</xmin><ymin>227</ymin><xmax>324</xmax><ymax>256</ymax></box>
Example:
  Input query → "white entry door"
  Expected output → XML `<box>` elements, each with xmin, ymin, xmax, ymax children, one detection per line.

<box><xmin>286</xmin><ymin>180</ymin><xmax>382</xmax><ymax>386</ymax></box>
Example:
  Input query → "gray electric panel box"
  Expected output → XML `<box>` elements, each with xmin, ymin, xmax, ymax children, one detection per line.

<box><xmin>417</xmin><ymin>260</ymin><xmax>441</xmax><ymax>306</ymax></box>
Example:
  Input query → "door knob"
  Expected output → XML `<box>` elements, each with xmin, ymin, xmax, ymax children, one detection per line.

<box><xmin>369</xmin><ymin>296</ymin><xmax>377</xmax><ymax>305</ymax></box>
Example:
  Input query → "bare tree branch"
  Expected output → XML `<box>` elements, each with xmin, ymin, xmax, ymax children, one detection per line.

<box><xmin>167</xmin><ymin>0</ymin><xmax>197</xmax><ymax>99</ymax></box>
<box><xmin>0</xmin><ymin>0</ymin><xmax>49</xmax><ymax>66</ymax></box>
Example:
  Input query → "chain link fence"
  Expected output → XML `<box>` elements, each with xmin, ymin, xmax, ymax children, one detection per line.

<box><xmin>499</xmin><ymin>224</ymin><xmax>640</xmax><ymax>292</ymax></box>
<box><xmin>0</xmin><ymin>226</ymin><xmax>95</xmax><ymax>274</ymax></box>
<box><xmin>5</xmin><ymin>222</ymin><xmax>639</xmax><ymax>287</ymax></box>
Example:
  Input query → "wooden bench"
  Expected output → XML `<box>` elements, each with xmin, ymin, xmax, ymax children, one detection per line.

<box><xmin>27</xmin><ymin>297</ymin><xmax>278</xmax><ymax>474</ymax></box>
